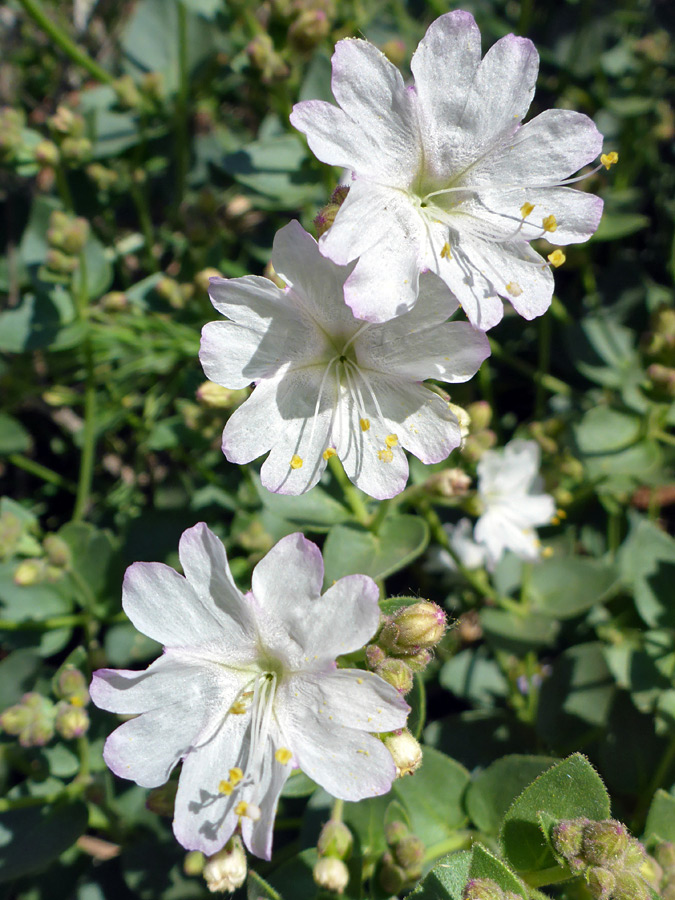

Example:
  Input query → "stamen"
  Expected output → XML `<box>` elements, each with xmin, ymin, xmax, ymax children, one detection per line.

<box><xmin>506</xmin><ymin>282</ymin><xmax>523</xmax><ymax>297</ymax></box>
<box><xmin>385</xmin><ymin>434</ymin><xmax>398</xmax><ymax>448</ymax></box>
<box><xmin>275</xmin><ymin>747</ymin><xmax>293</xmax><ymax>765</ymax></box>
<box><xmin>600</xmin><ymin>151</ymin><xmax>618</xmax><ymax>170</ymax></box>
<box><xmin>440</xmin><ymin>242</ymin><xmax>452</xmax><ymax>259</ymax></box>
<box><xmin>360</xmin><ymin>418</ymin><xmax>370</xmax><ymax>431</ymax></box>
<box><xmin>307</xmin><ymin>354</ymin><xmax>340</xmax><ymax>457</ymax></box>
<box><xmin>229</xmin><ymin>767</ymin><xmax>244</xmax><ymax>785</ymax></box>
<box><xmin>323</xmin><ymin>447</ymin><xmax>337</xmax><ymax>460</ymax></box>
<box><xmin>542</xmin><ymin>214</ymin><xmax>557</xmax><ymax>233</ymax></box>
<box><xmin>520</xmin><ymin>202</ymin><xmax>535</xmax><ymax>217</ymax></box>
<box><xmin>547</xmin><ymin>249</ymin><xmax>566</xmax><ymax>268</ymax></box>
<box><xmin>234</xmin><ymin>801</ymin><xmax>261</xmax><ymax>821</ymax></box>
<box><xmin>378</xmin><ymin>448</ymin><xmax>394</xmax><ymax>463</ymax></box>
<box><xmin>218</xmin><ymin>780</ymin><xmax>233</xmax><ymax>795</ymax></box>
<box><xmin>290</xmin><ymin>455</ymin><xmax>303</xmax><ymax>469</ymax></box>
<box><xmin>229</xmin><ymin>701</ymin><xmax>247</xmax><ymax>715</ymax></box>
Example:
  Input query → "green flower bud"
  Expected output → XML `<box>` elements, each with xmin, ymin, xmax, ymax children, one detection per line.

<box><xmin>582</xmin><ymin>820</ymin><xmax>629</xmax><ymax>866</ymax></box>
<box><xmin>375</xmin><ymin>658</ymin><xmax>414</xmax><ymax>694</ymax></box>
<box><xmin>0</xmin><ymin>703</ymin><xmax>32</xmax><ymax>736</ymax></box>
<box><xmin>55</xmin><ymin>701</ymin><xmax>89</xmax><ymax>739</ymax></box>
<box><xmin>288</xmin><ymin>9</ymin><xmax>330</xmax><ymax>52</ymax></box>
<box><xmin>55</xmin><ymin>667</ymin><xmax>89</xmax><ymax>705</ymax></box>
<box><xmin>586</xmin><ymin>866</ymin><xmax>615</xmax><ymax>900</ymax></box>
<box><xmin>60</xmin><ymin>218</ymin><xmax>90</xmax><ymax>255</ymax></box>
<box><xmin>146</xmin><ymin>780</ymin><xmax>177</xmax><ymax>816</ymax></box>
<box><xmin>551</xmin><ymin>818</ymin><xmax>589</xmax><ymax>862</ymax></box>
<box><xmin>365</xmin><ymin>644</ymin><xmax>386</xmax><ymax>669</ymax></box>
<box><xmin>654</xmin><ymin>841</ymin><xmax>675</xmax><ymax>872</ymax></box>
<box><xmin>195</xmin><ymin>267</ymin><xmax>222</xmax><ymax>293</ymax></box>
<box><xmin>317</xmin><ymin>820</ymin><xmax>353</xmax><ymax>860</ymax></box>
<box><xmin>196</xmin><ymin>382</ymin><xmax>248</xmax><ymax>410</ymax></box>
<box><xmin>313</xmin><ymin>856</ymin><xmax>349</xmax><ymax>894</ymax></box>
<box><xmin>247</xmin><ymin>34</ymin><xmax>289</xmax><ymax>83</ymax></box>
<box><xmin>612</xmin><ymin>870</ymin><xmax>650</xmax><ymax>900</ymax></box>
<box><xmin>183</xmin><ymin>850</ymin><xmax>204</xmax><ymax>876</ymax></box>
<box><xmin>156</xmin><ymin>277</ymin><xmax>184</xmax><ymax>308</ymax></box>
<box><xmin>379</xmin><ymin>853</ymin><xmax>406</xmax><ymax>894</ymax></box>
<box><xmin>664</xmin><ymin>878</ymin><xmax>675</xmax><ymax>900</ymax></box>
<box><xmin>384</xmin><ymin>820</ymin><xmax>409</xmax><ymax>847</ymax></box>
<box><xmin>14</xmin><ymin>558</ymin><xmax>47</xmax><ymax>586</ymax></box>
<box><xmin>11</xmin><ymin>693</ymin><xmax>56</xmax><ymax>747</ymax></box>
<box><xmin>45</xmin><ymin>248</ymin><xmax>79</xmax><ymax>275</ymax></box>
<box><xmin>461</xmin><ymin>429</ymin><xmax>497</xmax><ymax>463</ymax></box>
<box><xmin>34</xmin><ymin>140</ymin><xmax>60</xmax><ymax>167</ymax></box>
<box><xmin>466</xmin><ymin>401</ymin><xmax>492</xmax><ymax>432</ymax></box>
<box><xmin>43</xmin><ymin>535</ymin><xmax>71</xmax><ymax>568</ymax></box>
<box><xmin>382</xmin><ymin>729</ymin><xmax>422</xmax><ymax>777</ymax></box>
<box><xmin>462</xmin><ymin>877</ymin><xmax>504</xmax><ymax>900</ymax></box>
<box><xmin>394</xmin><ymin>834</ymin><xmax>425</xmax><ymax>871</ymax></box>
<box><xmin>314</xmin><ymin>185</ymin><xmax>349</xmax><ymax>237</ymax></box>
<box><xmin>405</xmin><ymin>648</ymin><xmax>433</xmax><ymax>672</ymax></box>
<box><xmin>424</xmin><ymin>467</ymin><xmax>472</xmax><ymax>498</ymax></box>
<box><xmin>381</xmin><ymin>39</ymin><xmax>406</xmax><ymax>66</ymax></box>
<box><xmin>639</xmin><ymin>855</ymin><xmax>663</xmax><ymax>888</ymax></box>
<box><xmin>101</xmin><ymin>291</ymin><xmax>129</xmax><ymax>312</ymax></box>
<box><xmin>624</xmin><ymin>836</ymin><xmax>647</xmax><ymax>870</ymax></box>
<box><xmin>381</xmin><ymin>601</ymin><xmax>446</xmax><ymax>655</ymax></box>
<box><xmin>140</xmin><ymin>72</ymin><xmax>164</xmax><ymax>102</ymax></box>
<box><xmin>203</xmin><ymin>836</ymin><xmax>247</xmax><ymax>893</ymax></box>
<box><xmin>49</xmin><ymin>105</ymin><xmax>84</xmax><ymax>136</ymax></box>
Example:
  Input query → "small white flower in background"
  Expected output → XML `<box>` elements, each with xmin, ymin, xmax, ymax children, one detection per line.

<box><xmin>199</xmin><ymin>220</ymin><xmax>490</xmax><ymax>500</ymax></box>
<box><xmin>91</xmin><ymin>525</ymin><xmax>408</xmax><ymax>860</ymax></box>
<box><xmin>474</xmin><ymin>439</ymin><xmax>555</xmax><ymax>568</ymax></box>
<box><xmin>291</xmin><ymin>10</ymin><xmax>605</xmax><ymax>330</ymax></box>
<box><xmin>441</xmin><ymin>518</ymin><xmax>488</xmax><ymax>571</ymax></box>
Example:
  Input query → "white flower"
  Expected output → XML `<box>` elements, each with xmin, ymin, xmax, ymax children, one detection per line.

<box><xmin>474</xmin><ymin>439</ymin><xmax>555</xmax><ymax>568</ymax></box>
<box><xmin>91</xmin><ymin>525</ymin><xmax>408</xmax><ymax>860</ymax></box>
<box><xmin>199</xmin><ymin>220</ymin><xmax>490</xmax><ymax>500</ymax></box>
<box><xmin>442</xmin><ymin>517</ymin><xmax>488</xmax><ymax>571</ymax></box>
<box><xmin>290</xmin><ymin>11</ymin><xmax>604</xmax><ymax>329</ymax></box>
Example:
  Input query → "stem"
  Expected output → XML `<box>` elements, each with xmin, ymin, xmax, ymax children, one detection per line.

<box><xmin>328</xmin><ymin>455</ymin><xmax>370</xmax><ymax>526</ymax></box>
<box><xmin>632</xmin><ymin>733</ymin><xmax>675</xmax><ymax>833</ymax></box>
<box><xmin>174</xmin><ymin>1</ymin><xmax>189</xmax><ymax>205</ymax></box>
<box><xmin>331</xmin><ymin>798</ymin><xmax>344</xmax><ymax>823</ymax></box>
<box><xmin>368</xmin><ymin>498</ymin><xmax>391</xmax><ymax>534</ymax></box>
<box><xmin>521</xmin><ymin>865</ymin><xmax>574</xmax><ymax>889</ymax></box>
<box><xmin>129</xmin><ymin>177</ymin><xmax>158</xmax><ymax>272</ymax></box>
<box><xmin>535</xmin><ymin>312</ymin><xmax>552</xmax><ymax>419</ymax></box>
<box><xmin>7</xmin><ymin>454</ymin><xmax>76</xmax><ymax>492</ymax></box>
<box><xmin>490</xmin><ymin>338</ymin><xmax>572</xmax><ymax>397</ymax></box>
<box><xmin>0</xmin><ymin>614</ymin><xmax>88</xmax><ymax>631</ymax></box>
<box><xmin>17</xmin><ymin>0</ymin><xmax>114</xmax><ymax>84</ymax></box>
<box><xmin>72</xmin><ymin>254</ymin><xmax>97</xmax><ymax>522</ymax></box>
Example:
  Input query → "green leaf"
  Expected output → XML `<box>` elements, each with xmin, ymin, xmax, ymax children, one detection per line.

<box><xmin>104</xmin><ymin>621</ymin><xmax>161</xmax><ymax>666</ymax></box>
<box><xmin>500</xmin><ymin>754</ymin><xmax>610</xmax><ymax>872</ymax></box>
<box><xmin>0</xmin><ymin>563</ymin><xmax>72</xmax><ymax>622</ymax></box>
<box><xmin>591</xmin><ymin>212</ymin><xmax>650</xmax><ymax>241</ymax></box>
<box><xmin>393</xmin><ymin>747</ymin><xmax>470</xmax><ymax>846</ymax></box>
<box><xmin>644</xmin><ymin>789</ymin><xmax>675</xmax><ymax>844</ymax></box>
<box><xmin>221</xmin><ymin>135</ymin><xmax>324</xmax><ymax>205</ymax></box>
<box><xmin>0</xmin><ymin>413</ymin><xmax>31</xmax><ymax>455</ymax></box>
<box><xmin>465</xmin><ymin>755</ymin><xmax>558</xmax><ymax>836</ymax></box>
<box><xmin>619</xmin><ymin>512</ymin><xmax>675</xmax><ymax>628</ymax></box>
<box><xmin>0</xmin><ymin>801</ymin><xmax>88</xmax><ymax>883</ymax></box>
<box><xmin>439</xmin><ymin>648</ymin><xmax>508</xmax><ymax>708</ymax></box>
<box><xmin>469</xmin><ymin>844</ymin><xmax>527</xmax><ymax>897</ymax></box>
<box><xmin>529</xmin><ymin>557</ymin><xmax>619</xmax><ymax>619</ymax></box>
<box><xmin>265</xmin><ymin>848</ymin><xmax>318</xmax><ymax>900</ymax></box>
<box><xmin>480</xmin><ymin>607</ymin><xmax>559</xmax><ymax>652</ymax></box>
<box><xmin>58</xmin><ymin>522</ymin><xmax>119</xmax><ymax>608</ymax></box>
<box><xmin>574</xmin><ymin>407</ymin><xmax>642</xmax><ymax>455</ymax></box>
<box><xmin>406</xmin><ymin>851</ymin><xmax>472</xmax><ymax>900</ymax></box>
<box><xmin>280</xmin><ymin>770</ymin><xmax>317</xmax><ymax>798</ymax></box>
<box><xmin>0</xmin><ymin>649</ymin><xmax>42</xmax><ymax>708</ymax></box>
<box><xmin>322</xmin><ymin>515</ymin><xmax>429</xmax><ymax>586</ymax></box>
<box><xmin>252</xmin><ymin>474</ymin><xmax>350</xmax><ymax>532</ymax></box>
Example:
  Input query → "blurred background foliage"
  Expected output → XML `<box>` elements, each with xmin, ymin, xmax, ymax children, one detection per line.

<box><xmin>0</xmin><ymin>0</ymin><xmax>674</xmax><ymax>897</ymax></box>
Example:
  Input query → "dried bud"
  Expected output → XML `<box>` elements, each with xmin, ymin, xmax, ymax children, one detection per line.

<box><xmin>466</xmin><ymin>401</ymin><xmax>492</xmax><ymax>432</ymax></box>
<box><xmin>55</xmin><ymin>667</ymin><xmax>89</xmax><ymax>705</ymax></box>
<box><xmin>203</xmin><ymin>836</ymin><xmax>247</xmax><ymax>893</ymax></box>
<box><xmin>313</xmin><ymin>856</ymin><xmax>349</xmax><ymax>894</ymax></box>
<box><xmin>582</xmin><ymin>820</ymin><xmax>629</xmax><ymax>866</ymax></box>
<box><xmin>375</xmin><ymin>658</ymin><xmax>414</xmax><ymax>694</ymax></box>
<box><xmin>43</xmin><ymin>535</ymin><xmax>71</xmax><ymax>568</ymax></box>
<box><xmin>382</xmin><ymin>601</ymin><xmax>446</xmax><ymax>654</ymax></box>
<box><xmin>551</xmin><ymin>818</ymin><xmax>588</xmax><ymax>862</ymax></box>
<box><xmin>317</xmin><ymin>819</ymin><xmax>353</xmax><ymax>860</ymax></box>
<box><xmin>288</xmin><ymin>9</ymin><xmax>330</xmax><ymax>51</ymax></box>
<box><xmin>394</xmin><ymin>834</ymin><xmax>425</xmax><ymax>871</ymax></box>
<box><xmin>462</xmin><ymin>877</ymin><xmax>504</xmax><ymax>900</ymax></box>
<box><xmin>34</xmin><ymin>140</ymin><xmax>60</xmax><ymax>168</ymax></box>
<box><xmin>379</xmin><ymin>853</ymin><xmax>406</xmax><ymax>894</ymax></box>
<box><xmin>382</xmin><ymin>729</ymin><xmax>422</xmax><ymax>777</ymax></box>
<box><xmin>55</xmin><ymin>701</ymin><xmax>90</xmax><ymax>739</ymax></box>
<box><xmin>586</xmin><ymin>866</ymin><xmax>615</xmax><ymax>900</ymax></box>
<box><xmin>314</xmin><ymin>185</ymin><xmax>349</xmax><ymax>237</ymax></box>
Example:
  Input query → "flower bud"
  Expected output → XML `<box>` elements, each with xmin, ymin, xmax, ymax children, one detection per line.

<box><xmin>195</xmin><ymin>267</ymin><xmax>222</xmax><ymax>293</ymax></box>
<box><xmin>383</xmin><ymin>601</ymin><xmax>446</xmax><ymax>654</ymax></box>
<box><xmin>49</xmin><ymin>105</ymin><xmax>84</xmax><ymax>136</ymax></box>
<box><xmin>365</xmin><ymin>643</ymin><xmax>386</xmax><ymax>669</ymax></box>
<box><xmin>461</xmin><ymin>429</ymin><xmax>497</xmax><ymax>462</ymax></box>
<box><xmin>14</xmin><ymin>558</ymin><xmax>47</xmax><ymax>586</ymax></box>
<box><xmin>203</xmin><ymin>836</ymin><xmax>247</xmax><ymax>893</ymax></box>
<box><xmin>551</xmin><ymin>818</ymin><xmax>588</xmax><ymax>862</ymax></box>
<box><xmin>288</xmin><ymin>9</ymin><xmax>330</xmax><ymax>51</ymax></box>
<box><xmin>640</xmin><ymin>855</ymin><xmax>663</xmax><ymax>888</ymax></box>
<box><xmin>262</xmin><ymin>261</ymin><xmax>286</xmax><ymax>289</ymax></box>
<box><xmin>425</xmin><ymin>467</ymin><xmax>471</xmax><ymax>498</ymax></box>
<box><xmin>56</xmin><ymin>667</ymin><xmax>89</xmax><ymax>705</ymax></box>
<box><xmin>586</xmin><ymin>866</ymin><xmax>615</xmax><ymax>900</ymax></box>
<box><xmin>375</xmin><ymin>658</ymin><xmax>414</xmax><ymax>694</ymax></box>
<box><xmin>664</xmin><ymin>877</ymin><xmax>675</xmax><ymax>900</ymax></box>
<box><xmin>381</xmin><ymin>39</ymin><xmax>406</xmax><ymax>66</ymax></box>
<box><xmin>156</xmin><ymin>277</ymin><xmax>184</xmax><ymax>308</ymax></box>
<box><xmin>394</xmin><ymin>834</ymin><xmax>425</xmax><ymax>871</ymax></box>
<box><xmin>101</xmin><ymin>291</ymin><xmax>128</xmax><ymax>311</ymax></box>
<box><xmin>0</xmin><ymin>703</ymin><xmax>32</xmax><ymax>736</ymax></box>
<box><xmin>5</xmin><ymin>693</ymin><xmax>56</xmax><ymax>747</ymax></box>
<box><xmin>247</xmin><ymin>34</ymin><xmax>289</xmax><ymax>82</ymax></box>
<box><xmin>146</xmin><ymin>780</ymin><xmax>178</xmax><ymax>816</ymax></box>
<box><xmin>382</xmin><ymin>729</ymin><xmax>422</xmax><ymax>777</ymax></box>
<box><xmin>317</xmin><ymin>819</ymin><xmax>353</xmax><ymax>860</ymax></box>
<box><xmin>582</xmin><ymin>820</ymin><xmax>629</xmax><ymax>866</ymax></box>
<box><xmin>313</xmin><ymin>856</ymin><xmax>349</xmax><ymax>894</ymax></box>
<box><xmin>462</xmin><ymin>877</ymin><xmax>504</xmax><ymax>900</ymax></box>
<box><xmin>55</xmin><ymin>701</ymin><xmax>90</xmax><ymax>739</ymax></box>
<box><xmin>60</xmin><ymin>217</ymin><xmax>90</xmax><ymax>255</ymax></box>
<box><xmin>612</xmin><ymin>870</ymin><xmax>649</xmax><ymax>900</ymax></box>
<box><xmin>624</xmin><ymin>836</ymin><xmax>647</xmax><ymax>870</ymax></box>
<box><xmin>0</xmin><ymin>512</ymin><xmax>22</xmax><ymax>560</ymax></box>
<box><xmin>87</xmin><ymin>163</ymin><xmax>119</xmax><ymax>191</ymax></box>
<box><xmin>34</xmin><ymin>140</ymin><xmax>60</xmax><ymax>168</ymax></box>
<box><xmin>384</xmin><ymin>820</ymin><xmax>409</xmax><ymax>847</ymax></box>
<box><xmin>648</xmin><ymin>363</ymin><xmax>675</xmax><ymax>396</ymax></box>
<box><xmin>466</xmin><ymin>401</ymin><xmax>492</xmax><ymax>432</ymax></box>
<box><xmin>43</xmin><ymin>535</ymin><xmax>71</xmax><ymax>568</ymax></box>
<box><xmin>45</xmin><ymin>248</ymin><xmax>79</xmax><ymax>275</ymax></box>
<box><xmin>196</xmin><ymin>382</ymin><xmax>247</xmax><ymax>410</ymax></box>
<box><xmin>448</xmin><ymin>402</ymin><xmax>471</xmax><ymax>438</ymax></box>
<box><xmin>314</xmin><ymin>185</ymin><xmax>349</xmax><ymax>237</ymax></box>
<box><xmin>141</xmin><ymin>72</ymin><xmax>164</xmax><ymax>103</ymax></box>
<box><xmin>184</xmin><ymin>850</ymin><xmax>204</xmax><ymax>876</ymax></box>
<box><xmin>404</xmin><ymin>648</ymin><xmax>433</xmax><ymax>672</ymax></box>
<box><xmin>379</xmin><ymin>853</ymin><xmax>406</xmax><ymax>894</ymax></box>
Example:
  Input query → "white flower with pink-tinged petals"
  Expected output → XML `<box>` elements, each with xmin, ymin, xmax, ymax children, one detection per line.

<box><xmin>200</xmin><ymin>220</ymin><xmax>490</xmax><ymax>500</ymax></box>
<box><xmin>91</xmin><ymin>525</ymin><xmax>409</xmax><ymax>860</ymax></box>
<box><xmin>291</xmin><ymin>10</ymin><xmax>605</xmax><ymax>329</ymax></box>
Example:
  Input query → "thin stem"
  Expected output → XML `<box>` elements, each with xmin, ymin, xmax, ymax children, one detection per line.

<box><xmin>328</xmin><ymin>455</ymin><xmax>370</xmax><ymax>526</ymax></box>
<box><xmin>0</xmin><ymin>614</ymin><xmax>88</xmax><ymax>631</ymax></box>
<box><xmin>331</xmin><ymin>798</ymin><xmax>344</xmax><ymax>823</ymax></box>
<box><xmin>72</xmin><ymin>254</ymin><xmax>97</xmax><ymax>522</ymax></box>
<box><xmin>174</xmin><ymin>1</ymin><xmax>189</xmax><ymax>205</ymax></box>
<box><xmin>128</xmin><ymin>178</ymin><xmax>158</xmax><ymax>272</ymax></box>
<box><xmin>490</xmin><ymin>338</ymin><xmax>572</xmax><ymax>397</ymax></box>
<box><xmin>632</xmin><ymin>733</ymin><xmax>675</xmax><ymax>833</ymax></box>
<box><xmin>17</xmin><ymin>0</ymin><xmax>114</xmax><ymax>85</ymax></box>
<box><xmin>368</xmin><ymin>498</ymin><xmax>391</xmax><ymax>534</ymax></box>
<box><xmin>7</xmin><ymin>454</ymin><xmax>76</xmax><ymax>492</ymax></box>
<box><xmin>535</xmin><ymin>312</ymin><xmax>552</xmax><ymax>419</ymax></box>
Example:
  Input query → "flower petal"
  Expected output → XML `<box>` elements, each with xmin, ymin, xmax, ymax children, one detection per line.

<box><xmin>299</xmin><ymin>575</ymin><xmax>381</xmax><ymax>659</ymax></box>
<box><xmin>251</xmin><ymin>533</ymin><xmax>324</xmax><ymax>613</ymax></box>
<box><xmin>221</xmin><ymin>377</ymin><xmax>282</xmax><ymax>464</ymax></box>
<box><xmin>200</xmin><ymin>320</ymin><xmax>306</xmax><ymax>389</ymax></box>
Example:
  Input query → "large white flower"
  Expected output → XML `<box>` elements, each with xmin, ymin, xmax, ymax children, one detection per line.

<box><xmin>474</xmin><ymin>439</ymin><xmax>555</xmax><ymax>568</ymax></box>
<box><xmin>290</xmin><ymin>10</ymin><xmax>604</xmax><ymax>329</ymax></box>
<box><xmin>199</xmin><ymin>220</ymin><xmax>490</xmax><ymax>500</ymax></box>
<box><xmin>91</xmin><ymin>525</ymin><xmax>409</xmax><ymax>860</ymax></box>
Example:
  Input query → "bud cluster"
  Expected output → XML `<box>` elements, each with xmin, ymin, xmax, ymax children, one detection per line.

<box><xmin>378</xmin><ymin>818</ymin><xmax>425</xmax><ymax>893</ymax></box>
<box><xmin>462</xmin><ymin>877</ymin><xmax>523</xmax><ymax>900</ymax></box>
<box><xmin>12</xmin><ymin>530</ymin><xmax>72</xmax><ymax>587</ymax></box>
<box><xmin>0</xmin><ymin>106</ymin><xmax>26</xmax><ymax>164</ymax></box>
<box><xmin>551</xmin><ymin>818</ymin><xmax>652</xmax><ymax>900</ymax></box>
<box><xmin>460</xmin><ymin>401</ymin><xmax>496</xmax><ymax>463</ymax></box>
<box><xmin>44</xmin><ymin>210</ymin><xmax>90</xmax><ymax>277</ymax></box>
<box><xmin>47</xmin><ymin>105</ymin><xmax>92</xmax><ymax>165</ymax></box>
<box><xmin>313</xmin><ymin>818</ymin><xmax>353</xmax><ymax>894</ymax></box>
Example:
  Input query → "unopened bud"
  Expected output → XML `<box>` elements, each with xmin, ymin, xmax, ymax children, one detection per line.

<box><xmin>55</xmin><ymin>667</ymin><xmax>88</xmax><ymax>704</ymax></box>
<box><xmin>262</xmin><ymin>261</ymin><xmax>286</xmax><ymax>288</ymax></box>
<box><xmin>552</xmin><ymin>818</ymin><xmax>588</xmax><ymax>862</ymax></box>
<box><xmin>382</xmin><ymin>729</ymin><xmax>422</xmax><ymax>777</ymax></box>
<box><xmin>55</xmin><ymin>701</ymin><xmax>90</xmax><ymax>739</ymax></box>
<box><xmin>394</xmin><ymin>834</ymin><xmax>424</xmax><ymax>871</ymax></box>
<box><xmin>466</xmin><ymin>401</ymin><xmax>492</xmax><ymax>432</ymax></box>
<box><xmin>156</xmin><ymin>277</ymin><xmax>184</xmax><ymax>307</ymax></box>
<box><xmin>0</xmin><ymin>703</ymin><xmax>32</xmax><ymax>736</ymax></box>
<box><xmin>288</xmin><ymin>9</ymin><xmax>330</xmax><ymax>51</ymax></box>
<box><xmin>462</xmin><ymin>430</ymin><xmax>497</xmax><ymax>462</ymax></box>
<box><xmin>379</xmin><ymin>853</ymin><xmax>406</xmax><ymax>894</ymax></box>
<box><xmin>45</xmin><ymin>248</ymin><xmax>79</xmax><ymax>275</ymax></box>
<box><xmin>314</xmin><ymin>185</ymin><xmax>349</xmax><ymax>237</ymax></box>
<box><xmin>196</xmin><ymin>382</ymin><xmax>247</xmax><ymax>409</ymax></box>
<box><xmin>203</xmin><ymin>836</ymin><xmax>247</xmax><ymax>893</ymax></box>
<box><xmin>49</xmin><ymin>106</ymin><xmax>84</xmax><ymax>136</ymax></box>
<box><xmin>184</xmin><ymin>850</ymin><xmax>204</xmax><ymax>876</ymax></box>
<box><xmin>247</xmin><ymin>34</ymin><xmax>289</xmax><ymax>82</ymax></box>
<box><xmin>376</xmin><ymin>658</ymin><xmax>414</xmax><ymax>694</ymax></box>
<box><xmin>648</xmin><ymin>363</ymin><xmax>675</xmax><ymax>396</ymax></box>
<box><xmin>313</xmin><ymin>856</ymin><xmax>349</xmax><ymax>894</ymax></box>
<box><xmin>146</xmin><ymin>781</ymin><xmax>178</xmax><ymax>816</ymax></box>
<box><xmin>87</xmin><ymin>163</ymin><xmax>119</xmax><ymax>191</ymax></box>
<box><xmin>0</xmin><ymin>512</ymin><xmax>22</xmax><ymax>559</ymax></box>
<box><xmin>425</xmin><ymin>467</ymin><xmax>471</xmax><ymax>498</ymax></box>
<box><xmin>34</xmin><ymin>140</ymin><xmax>60</xmax><ymax>168</ymax></box>
<box><xmin>14</xmin><ymin>558</ymin><xmax>46</xmax><ymax>586</ymax></box>
<box><xmin>624</xmin><ymin>837</ymin><xmax>647</xmax><ymax>870</ymax></box>
<box><xmin>612</xmin><ymin>870</ymin><xmax>649</xmax><ymax>900</ymax></box>
<box><xmin>365</xmin><ymin>644</ymin><xmax>386</xmax><ymax>669</ymax></box>
<box><xmin>582</xmin><ymin>820</ymin><xmax>629</xmax><ymax>866</ymax></box>
<box><xmin>43</xmin><ymin>534</ymin><xmax>71</xmax><ymax>568</ymax></box>
<box><xmin>384</xmin><ymin>820</ymin><xmax>409</xmax><ymax>847</ymax></box>
<box><xmin>7</xmin><ymin>693</ymin><xmax>56</xmax><ymax>747</ymax></box>
<box><xmin>60</xmin><ymin>217</ymin><xmax>90</xmax><ymax>255</ymax></box>
<box><xmin>381</xmin><ymin>39</ymin><xmax>406</xmax><ymax>66</ymax></box>
<box><xmin>448</xmin><ymin>402</ymin><xmax>471</xmax><ymax>438</ymax></box>
<box><xmin>664</xmin><ymin>878</ymin><xmax>675</xmax><ymax>900</ymax></box>
<box><xmin>586</xmin><ymin>866</ymin><xmax>615</xmax><ymax>900</ymax></box>
<box><xmin>141</xmin><ymin>72</ymin><xmax>164</xmax><ymax>103</ymax></box>
<box><xmin>462</xmin><ymin>877</ymin><xmax>504</xmax><ymax>900</ymax></box>
<box><xmin>317</xmin><ymin>819</ymin><xmax>353</xmax><ymax>860</ymax></box>
<box><xmin>640</xmin><ymin>855</ymin><xmax>663</xmax><ymax>888</ymax></box>
<box><xmin>383</xmin><ymin>601</ymin><xmax>446</xmax><ymax>654</ymax></box>
<box><xmin>404</xmin><ymin>648</ymin><xmax>433</xmax><ymax>672</ymax></box>
<box><xmin>195</xmin><ymin>267</ymin><xmax>222</xmax><ymax>293</ymax></box>
<box><xmin>101</xmin><ymin>291</ymin><xmax>128</xmax><ymax>311</ymax></box>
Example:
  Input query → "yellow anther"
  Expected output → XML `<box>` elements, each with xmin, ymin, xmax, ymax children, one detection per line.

<box><xmin>229</xmin><ymin>767</ymin><xmax>244</xmax><ymax>785</ymax></box>
<box><xmin>290</xmin><ymin>454</ymin><xmax>303</xmax><ymax>469</ymax></box>
<box><xmin>547</xmin><ymin>249</ymin><xmax>566</xmax><ymax>268</ymax></box>
<box><xmin>600</xmin><ymin>151</ymin><xmax>618</xmax><ymax>170</ymax></box>
<box><xmin>378</xmin><ymin>448</ymin><xmax>394</xmax><ymax>463</ymax></box>
<box><xmin>557</xmin><ymin>508</ymin><xmax>567</xmax><ymax>519</ymax></box>
<box><xmin>360</xmin><ymin>418</ymin><xmax>370</xmax><ymax>432</ymax></box>
<box><xmin>440</xmin><ymin>242</ymin><xmax>452</xmax><ymax>259</ymax></box>
<box><xmin>235</xmin><ymin>801</ymin><xmax>261</xmax><ymax>821</ymax></box>
<box><xmin>218</xmin><ymin>780</ymin><xmax>233</xmax><ymax>795</ymax></box>
<box><xmin>520</xmin><ymin>201</ymin><xmax>535</xmax><ymax>218</ymax></box>
<box><xmin>275</xmin><ymin>747</ymin><xmax>293</xmax><ymax>765</ymax></box>
<box><xmin>542</xmin><ymin>213</ymin><xmax>558</xmax><ymax>233</ymax></box>
<box><xmin>229</xmin><ymin>700</ymin><xmax>247</xmax><ymax>715</ymax></box>
<box><xmin>323</xmin><ymin>447</ymin><xmax>337</xmax><ymax>460</ymax></box>
<box><xmin>505</xmin><ymin>282</ymin><xmax>523</xmax><ymax>297</ymax></box>
<box><xmin>385</xmin><ymin>434</ymin><xmax>398</xmax><ymax>448</ymax></box>
<box><xmin>541</xmin><ymin>546</ymin><xmax>555</xmax><ymax>558</ymax></box>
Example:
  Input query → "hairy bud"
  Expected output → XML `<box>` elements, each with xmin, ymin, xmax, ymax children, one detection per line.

<box><xmin>317</xmin><ymin>820</ymin><xmax>353</xmax><ymax>860</ymax></box>
<box><xmin>582</xmin><ymin>820</ymin><xmax>629</xmax><ymax>866</ymax></box>
<box><xmin>375</xmin><ymin>658</ymin><xmax>414</xmax><ymax>694</ymax></box>
<box><xmin>55</xmin><ymin>701</ymin><xmax>90</xmax><ymax>739</ymax></box>
<box><xmin>586</xmin><ymin>866</ymin><xmax>615</xmax><ymax>900</ymax></box>
<box><xmin>462</xmin><ymin>877</ymin><xmax>504</xmax><ymax>900</ymax></box>
<box><xmin>394</xmin><ymin>834</ymin><xmax>425</xmax><ymax>872</ymax></box>
<box><xmin>55</xmin><ymin>666</ymin><xmax>89</xmax><ymax>705</ymax></box>
<box><xmin>379</xmin><ymin>853</ymin><xmax>406</xmax><ymax>894</ymax></box>
<box><xmin>385</xmin><ymin>820</ymin><xmax>409</xmax><ymax>847</ymax></box>
<box><xmin>203</xmin><ymin>836</ymin><xmax>247</xmax><ymax>893</ymax></box>
<box><xmin>382</xmin><ymin>729</ymin><xmax>422</xmax><ymax>777</ymax></box>
<box><xmin>313</xmin><ymin>856</ymin><xmax>349</xmax><ymax>894</ymax></box>
<box><xmin>551</xmin><ymin>818</ymin><xmax>588</xmax><ymax>863</ymax></box>
<box><xmin>612</xmin><ymin>870</ymin><xmax>650</xmax><ymax>900</ymax></box>
<box><xmin>43</xmin><ymin>535</ymin><xmax>71</xmax><ymax>569</ymax></box>
<box><xmin>381</xmin><ymin>601</ymin><xmax>446</xmax><ymax>655</ymax></box>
